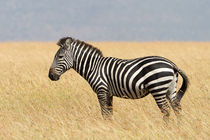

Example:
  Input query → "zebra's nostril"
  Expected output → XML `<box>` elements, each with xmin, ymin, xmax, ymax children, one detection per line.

<box><xmin>48</xmin><ymin>70</ymin><xmax>60</xmax><ymax>81</ymax></box>
<box><xmin>48</xmin><ymin>72</ymin><xmax>54</xmax><ymax>80</ymax></box>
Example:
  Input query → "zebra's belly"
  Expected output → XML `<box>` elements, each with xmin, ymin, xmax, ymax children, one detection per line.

<box><xmin>113</xmin><ymin>86</ymin><xmax>149</xmax><ymax>99</ymax></box>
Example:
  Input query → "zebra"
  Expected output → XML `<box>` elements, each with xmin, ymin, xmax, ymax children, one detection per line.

<box><xmin>48</xmin><ymin>37</ymin><xmax>188</xmax><ymax>122</ymax></box>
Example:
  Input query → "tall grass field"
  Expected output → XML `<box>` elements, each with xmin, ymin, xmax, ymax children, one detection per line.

<box><xmin>0</xmin><ymin>42</ymin><xmax>209</xmax><ymax>139</ymax></box>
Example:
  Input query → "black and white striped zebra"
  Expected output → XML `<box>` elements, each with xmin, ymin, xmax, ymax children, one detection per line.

<box><xmin>48</xmin><ymin>37</ymin><xmax>188</xmax><ymax>122</ymax></box>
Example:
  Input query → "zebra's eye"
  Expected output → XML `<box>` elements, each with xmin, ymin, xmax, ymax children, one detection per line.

<box><xmin>58</xmin><ymin>55</ymin><xmax>64</xmax><ymax>59</ymax></box>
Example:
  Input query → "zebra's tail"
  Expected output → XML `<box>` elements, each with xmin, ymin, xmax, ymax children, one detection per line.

<box><xmin>159</xmin><ymin>56</ymin><xmax>189</xmax><ymax>102</ymax></box>
<box><xmin>176</xmin><ymin>68</ymin><xmax>189</xmax><ymax>102</ymax></box>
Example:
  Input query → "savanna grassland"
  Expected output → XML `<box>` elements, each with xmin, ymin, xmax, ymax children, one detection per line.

<box><xmin>0</xmin><ymin>42</ymin><xmax>209</xmax><ymax>139</ymax></box>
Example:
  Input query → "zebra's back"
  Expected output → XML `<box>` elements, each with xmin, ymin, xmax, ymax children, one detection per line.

<box><xmin>100</xmin><ymin>56</ymin><xmax>176</xmax><ymax>99</ymax></box>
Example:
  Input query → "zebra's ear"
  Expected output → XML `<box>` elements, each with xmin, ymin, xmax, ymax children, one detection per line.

<box><xmin>65</xmin><ymin>38</ymin><xmax>72</xmax><ymax>50</ymax></box>
<box><xmin>57</xmin><ymin>38</ymin><xmax>65</xmax><ymax>47</ymax></box>
<box><xmin>65</xmin><ymin>38</ymin><xmax>71</xmax><ymax>49</ymax></box>
<box><xmin>57</xmin><ymin>37</ymin><xmax>73</xmax><ymax>49</ymax></box>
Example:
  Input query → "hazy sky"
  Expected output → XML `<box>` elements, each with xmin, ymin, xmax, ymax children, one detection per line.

<box><xmin>0</xmin><ymin>0</ymin><xmax>209</xmax><ymax>41</ymax></box>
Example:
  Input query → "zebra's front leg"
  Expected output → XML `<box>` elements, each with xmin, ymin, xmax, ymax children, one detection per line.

<box><xmin>97</xmin><ymin>92</ymin><xmax>113</xmax><ymax>120</ymax></box>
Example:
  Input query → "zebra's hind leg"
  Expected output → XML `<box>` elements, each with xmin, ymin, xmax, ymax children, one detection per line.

<box><xmin>166</xmin><ymin>73</ymin><xmax>182</xmax><ymax>117</ymax></box>
<box><xmin>151</xmin><ymin>91</ymin><xmax>170</xmax><ymax>123</ymax></box>
<box><xmin>97</xmin><ymin>92</ymin><xmax>113</xmax><ymax>120</ymax></box>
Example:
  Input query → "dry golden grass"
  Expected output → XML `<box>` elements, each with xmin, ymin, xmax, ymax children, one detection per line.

<box><xmin>0</xmin><ymin>42</ymin><xmax>209</xmax><ymax>139</ymax></box>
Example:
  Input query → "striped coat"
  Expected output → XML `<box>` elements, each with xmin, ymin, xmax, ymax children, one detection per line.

<box><xmin>49</xmin><ymin>37</ymin><xmax>188</xmax><ymax>122</ymax></box>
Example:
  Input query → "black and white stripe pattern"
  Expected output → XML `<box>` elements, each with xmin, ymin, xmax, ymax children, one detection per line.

<box><xmin>49</xmin><ymin>37</ymin><xmax>189</xmax><ymax>121</ymax></box>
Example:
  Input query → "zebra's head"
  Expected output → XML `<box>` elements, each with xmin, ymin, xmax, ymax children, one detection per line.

<box><xmin>49</xmin><ymin>37</ymin><xmax>74</xmax><ymax>81</ymax></box>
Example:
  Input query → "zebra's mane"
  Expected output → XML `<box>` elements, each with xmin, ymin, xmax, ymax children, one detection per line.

<box><xmin>73</xmin><ymin>38</ymin><xmax>103</xmax><ymax>56</ymax></box>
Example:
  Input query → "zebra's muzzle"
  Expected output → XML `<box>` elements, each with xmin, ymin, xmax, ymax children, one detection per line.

<box><xmin>48</xmin><ymin>69</ymin><xmax>60</xmax><ymax>81</ymax></box>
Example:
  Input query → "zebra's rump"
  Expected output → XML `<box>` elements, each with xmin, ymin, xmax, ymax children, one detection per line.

<box><xmin>101</xmin><ymin>56</ymin><xmax>176</xmax><ymax>99</ymax></box>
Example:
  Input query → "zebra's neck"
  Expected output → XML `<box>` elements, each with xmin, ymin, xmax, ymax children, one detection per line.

<box><xmin>71</xmin><ymin>40</ymin><xmax>103</xmax><ymax>81</ymax></box>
